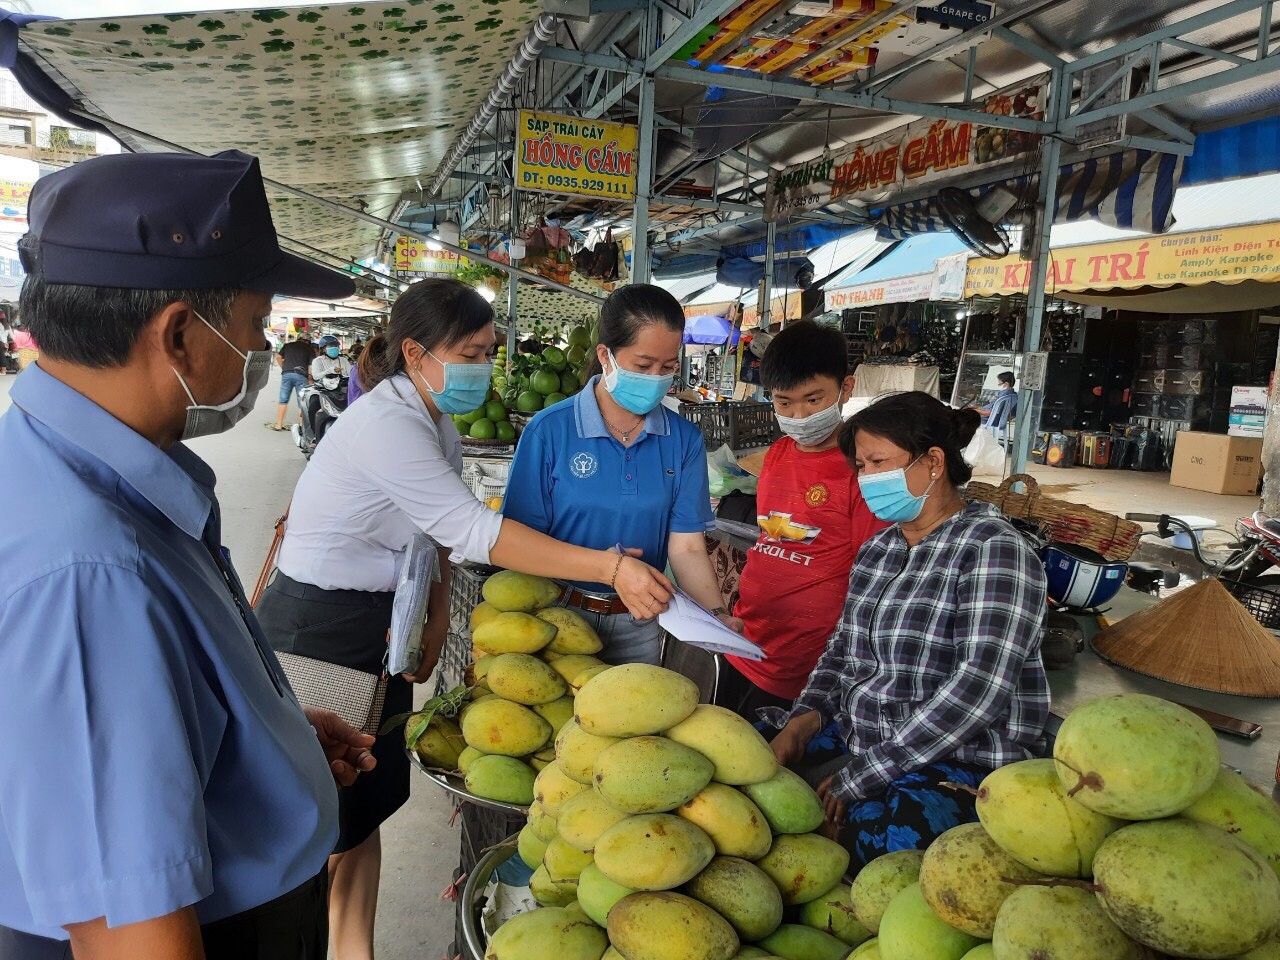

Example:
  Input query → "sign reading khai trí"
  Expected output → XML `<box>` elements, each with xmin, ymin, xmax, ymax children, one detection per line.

<box><xmin>515</xmin><ymin>110</ymin><xmax>638</xmax><ymax>201</ymax></box>
<box><xmin>764</xmin><ymin>77</ymin><xmax>1045</xmax><ymax>221</ymax></box>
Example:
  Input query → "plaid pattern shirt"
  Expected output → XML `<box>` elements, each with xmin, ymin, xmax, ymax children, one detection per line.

<box><xmin>792</xmin><ymin>501</ymin><xmax>1049</xmax><ymax>801</ymax></box>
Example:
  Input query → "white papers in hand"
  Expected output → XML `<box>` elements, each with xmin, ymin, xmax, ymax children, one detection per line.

<box><xmin>657</xmin><ymin>589</ymin><xmax>765</xmax><ymax>661</ymax></box>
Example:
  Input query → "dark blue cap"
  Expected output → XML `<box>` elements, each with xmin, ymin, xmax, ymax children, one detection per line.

<box><xmin>19</xmin><ymin>149</ymin><xmax>354</xmax><ymax>299</ymax></box>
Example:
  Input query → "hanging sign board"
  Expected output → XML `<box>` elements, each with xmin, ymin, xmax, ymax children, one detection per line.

<box><xmin>515</xmin><ymin>110</ymin><xmax>638</xmax><ymax>201</ymax></box>
<box><xmin>915</xmin><ymin>0</ymin><xmax>994</xmax><ymax>30</ymax></box>
<box><xmin>825</xmin><ymin>272</ymin><xmax>934</xmax><ymax>310</ymax></box>
<box><xmin>764</xmin><ymin>76</ymin><xmax>1047</xmax><ymax>221</ymax></box>
<box><xmin>962</xmin><ymin>221</ymin><xmax>1280</xmax><ymax>297</ymax></box>
<box><xmin>394</xmin><ymin>237</ymin><xmax>464</xmax><ymax>277</ymax></box>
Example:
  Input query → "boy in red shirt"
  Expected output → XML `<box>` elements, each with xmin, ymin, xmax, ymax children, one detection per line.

<box><xmin>718</xmin><ymin>320</ymin><xmax>887</xmax><ymax>717</ymax></box>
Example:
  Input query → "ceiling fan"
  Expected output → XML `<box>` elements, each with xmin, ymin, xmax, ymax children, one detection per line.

<box><xmin>937</xmin><ymin>186</ymin><xmax>1018</xmax><ymax>259</ymax></box>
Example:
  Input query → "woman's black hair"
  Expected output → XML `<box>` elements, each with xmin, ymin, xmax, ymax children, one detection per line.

<box><xmin>585</xmin><ymin>283</ymin><xmax>685</xmax><ymax>379</ymax></box>
<box><xmin>362</xmin><ymin>278</ymin><xmax>493</xmax><ymax>391</ymax></box>
<box><xmin>839</xmin><ymin>391</ymin><xmax>982</xmax><ymax>487</ymax></box>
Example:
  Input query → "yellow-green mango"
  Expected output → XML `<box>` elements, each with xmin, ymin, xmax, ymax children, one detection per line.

<box><xmin>756</xmin><ymin>833</ymin><xmax>850</xmax><ymax>906</ymax></box>
<box><xmin>465</xmin><ymin>654</ymin><xmax>497</xmax><ymax>686</ymax></box>
<box><xmin>733</xmin><ymin>949</ymin><xmax>773</xmax><ymax>959</ymax></box>
<box><xmin>459</xmin><ymin>693</ymin><xmax>496</xmax><ymax>724</ymax></box>
<box><xmin>529</xmin><ymin>864</ymin><xmax>578</xmax><ymax>907</ymax></box>
<box><xmin>533</xmin><ymin>695</ymin><xmax>577</xmax><ymax>738</ymax></box>
<box><xmin>683</xmin><ymin>855</ymin><xmax>784</xmax><ymax>942</ymax></box>
<box><xmin>518</xmin><ymin>823</ymin><xmax>549</xmax><ymax>869</ymax></box>
<box><xmin>570</xmin><ymin>664</ymin><xmax>610</xmax><ymax>691</ymax></box>
<box><xmin>1181</xmin><ymin>767</ymin><xmax>1280</xmax><ymax>879</ymax></box>
<box><xmin>664</xmin><ymin>705</ymin><xmax>777</xmax><ymax>785</ymax></box>
<box><xmin>528</xmin><ymin>800</ymin><xmax>558</xmax><ymax>842</ymax></box>
<box><xmin>534</xmin><ymin>762</ymin><xmax>589</xmax><ymax>814</ymax></box>
<box><xmin>558</xmin><ymin>788</ymin><xmax>633</xmax><ymax>852</ymax></box>
<box><xmin>976</xmin><ymin>758</ymin><xmax>1123</xmax><ymax>878</ymax></box>
<box><xmin>602</xmin><ymin>950</ymin><xmax>624</xmax><ymax>960</ymax></box>
<box><xmin>741</xmin><ymin>766</ymin><xmax>824</xmax><ymax>835</ymax></box>
<box><xmin>578</xmin><ymin>862</ymin><xmax>635</xmax><ymax>927</ymax></box>
<box><xmin>549</xmin><ymin>654</ymin><xmax>608</xmax><ymax>686</ymax></box>
<box><xmin>919</xmin><ymin>823</ymin><xmax>1043</xmax><ymax>938</ymax></box>
<box><xmin>574</xmin><ymin>663</ymin><xmax>699</xmax><ymax>737</ymax></box>
<box><xmin>556</xmin><ymin>721</ymin><xmax>620</xmax><ymax>784</ymax></box>
<box><xmin>484</xmin><ymin>905</ymin><xmax>606</xmax><ymax>960</ymax></box>
<box><xmin>992</xmin><ymin>886</ymin><xmax>1135</xmax><ymax>960</ymax></box>
<box><xmin>460</xmin><ymin>697</ymin><xmax>552</xmax><ymax>756</ymax></box>
<box><xmin>677</xmin><ymin>783</ymin><xmax>772</xmax><ymax>860</ymax></box>
<box><xmin>850</xmin><ymin>850</ymin><xmax>924</xmax><ymax>933</ymax></box>
<box><xmin>607</xmin><ymin>891</ymin><xmax>739</xmax><ymax>960</ymax></box>
<box><xmin>473</xmin><ymin>612</ymin><xmax>558</xmax><ymax>655</ymax></box>
<box><xmin>464</xmin><ymin>755</ymin><xmax>536</xmax><ymax>805</ymax></box>
<box><xmin>486</xmin><ymin>653</ymin><xmax>567</xmax><ymax>705</ymax></box>
<box><xmin>1241</xmin><ymin>931</ymin><xmax>1280</xmax><ymax>959</ymax></box>
<box><xmin>529</xmin><ymin>747</ymin><xmax>556</xmax><ymax>771</ymax></box>
<box><xmin>878</xmin><ymin>883</ymin><xmax>980</xmax><ymax>960</ymax></box>
<box><xmin>457</xmin><ymin>745</ymin><xmax>488</xmax><ymax>776</ymax></box>
<box><xmin>545</xmin><ymin>834</ymin><xmax>594</xmax><ymax>883</ymax></box>
<box><xmin>595</xmin><ymin>814</ymin><xmax>715</xmax><ymax>891</ymax></box>
<box><xmin>594</xmin><ymin>736</ymin><xmax>714</xmax><ymax>814</ymax></box>
<box><xmin>470</xmin><ymin>602</ymin><xmax>502</xmax><ymax>634</ymax></box>
<box><xmin>482</xmin><ymin>570</ymin><xmax>561</xmax><ymax>613</ymax></box>
<box><xmin>799</xmin><ymin>882</ymin><xmax>873</xmax><ymax>947</ymax></box>
<box><xmin>538</xmin><ymin>606</ymin><xmax>605</xmax><ymax>655</ymax></box>
<box><xmin>959</xmin><ymin>947</ymin><xmax>993</xmax><ymax>960</ymax></box>
<box><xmin>848</xmin><ymin>940</ymin><xmax>881</xmax><ymax>959</ymax></box>
<box><xmin>405</xmin><ymin>713</ymin><xmax>466</xmax><ymax>769</ymax></box>
<box><xmin>758</xmin><ymin>924</ymin><xmax>849</xmax><ymax>960</ymax></box>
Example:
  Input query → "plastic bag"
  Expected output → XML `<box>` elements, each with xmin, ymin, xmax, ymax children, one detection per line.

<box><xmin>964</xmin><ymin>425</ymin><xmax>1008</xmax><ymax>476</ymax></box>
<box><xmin>707</xmin><ymin>443</ymin><xmax>758</xmax><ymax>498</ymax></box>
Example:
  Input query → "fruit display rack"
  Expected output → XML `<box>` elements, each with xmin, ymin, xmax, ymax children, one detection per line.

<box><xmin>406</xmin><ymin>749</ymin><xmax>529</xmax><ymax>817</ymax></box>
<box><xmin>436</xmin><ymin>562</ymin><xmax>498</xmax><ymax>696</ymax></box>
<box><xmin>459</xmin><ymin>837</ymin><xmax>518</xmax><ymax>960</ymax></box>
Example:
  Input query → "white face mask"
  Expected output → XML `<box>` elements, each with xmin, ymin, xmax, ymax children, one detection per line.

<box><xmin>775</xmin><ymin>400</ymin><xmax>843</xmax><ymax>447</ymax></box>
<box><xmin>172</xmin><ymin>311</ymin><xmax>273</xmax><ymax>441</ymax></box>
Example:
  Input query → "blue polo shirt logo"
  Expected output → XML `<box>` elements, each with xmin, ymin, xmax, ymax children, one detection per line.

<box><xmin>570</xmin><ymin>452</ymin><xmax>599</xmax><ymax>478</ymax></box>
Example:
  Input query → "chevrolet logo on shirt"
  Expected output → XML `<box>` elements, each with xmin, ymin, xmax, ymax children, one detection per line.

<box><xmin>757</xmin><ymin>511</ymin><xmax>820</xmax><ymax>545</ymax></box>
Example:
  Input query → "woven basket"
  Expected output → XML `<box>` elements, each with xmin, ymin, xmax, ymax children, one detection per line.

<box><xmin>966</xmin><ymin>473</ymin><xmax>1142</xmax><ymax>562</ymax></box>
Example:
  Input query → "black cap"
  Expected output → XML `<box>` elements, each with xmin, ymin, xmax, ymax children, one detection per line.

<box><xmin>18</xmin><ymin>150</ymin><xmax>354</xmax><ymax>299</ymax></box>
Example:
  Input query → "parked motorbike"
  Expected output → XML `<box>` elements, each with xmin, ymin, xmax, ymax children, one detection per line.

<box><xmin>292</xmin><ymin>372</ymin><xmax>348</xmax><ymax>459</ymax></box>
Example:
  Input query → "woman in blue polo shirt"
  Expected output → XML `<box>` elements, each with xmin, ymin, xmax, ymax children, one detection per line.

<box><xmin>504</xmin><ymin>284</ymin><xmax>739</xmax><ymax>664</ymax></box>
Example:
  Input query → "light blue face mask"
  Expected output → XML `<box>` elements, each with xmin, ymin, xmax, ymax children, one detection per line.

<box><xmin>413</xmin><ymin>345</ymin><xmax>494</xmax><ymax>416</ymax></box>
<box><xmin>857</xmin><ymin>455</ymin><xmax>938</xmax><ymax>523</ymax></box>
<box><xmin>325</xmin><ymin>346</ymin><xmax>340</xmax><ymax>358</ymax></box>
<box><xmin>603</xmin><ymin>348</ymin><xmax>673</xmax><ymax>416</ymax></box>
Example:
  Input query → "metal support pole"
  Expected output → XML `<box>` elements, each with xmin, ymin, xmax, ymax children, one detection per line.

<box><xmin>1010</xmin><ymin>71</ymin><xmax>1066</xmax><ymax>474</ymax></box>
<box><xmin>630</xmin><ymin>4</ymin><xmax>657</xmax><ymax>284</ymax></box>
<box><xmin>760</xmin><ymin>220</ymin><xmax>777</xmax><ymax>329</ymax></box>
<box><xmin>507</xmin><ymin>191</ymin><xmax>521</xmax><ymax>358</ymax></box>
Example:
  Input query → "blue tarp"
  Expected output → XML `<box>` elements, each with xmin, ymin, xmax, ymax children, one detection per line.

<box><xmin>684</xmin><ymin>313</ymin><xmax>740</xmax><ymax>345</ymax></box>
<box><xmin>827</xmin><ymin>232</ymin><xmax>968</xmax><ymax>289</ymax></box>
<box><xmin>1183</xmin><ymin>116</ymin><xmax>1280</xmax><ymax>186</ymax></box>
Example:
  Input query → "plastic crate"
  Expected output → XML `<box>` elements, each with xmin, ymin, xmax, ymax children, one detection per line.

<box><xmin>461</xmin><ymin>457</ymin><xmax>511</xmax><ymax>502</ymax></box>
<box><xmin>679</xmin><ymin>401</ymin><xmax>734</xmax><ymax>449</ymax></box>
<box><xmin>435</xmin><ymin>562</ymin><xmax>497</xmax><ymax>694</ymax></box>
<box><xmin>1223</xmin><ymin>579</ymin><xmax>1280</xmax><ymax>630</ymax></box>
<box><xmin>730</xmin><ymin>400</ymin><xmax>782</xmax><ymax>449</ymax></box>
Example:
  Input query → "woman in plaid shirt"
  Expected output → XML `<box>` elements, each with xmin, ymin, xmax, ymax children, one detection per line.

<box><xmin>769</xmin><ymin>391</ymin><xmax>1049</xmax><ymax>868</ymax></box>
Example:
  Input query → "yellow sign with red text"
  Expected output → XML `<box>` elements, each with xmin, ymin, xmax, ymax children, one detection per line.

<box><xmin>394</xmin><ymin>237</ymin><xmax>465</xmax><ymax>276</ymax></box>
<box><xmin>515</xmin><ymin>110</ymin><xmax>638</xmax><ymax>201</ymax></box>
<box><xmin>963</xmin><ymin>222</ymin><xmax>1280</xmax><ymax>297</ymax></box>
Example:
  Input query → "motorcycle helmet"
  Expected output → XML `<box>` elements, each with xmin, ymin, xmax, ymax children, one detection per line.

<box><xmin>1043</xmin><ymin>542</ymin><xmax>1128</xmax><ymax>610</ymax></box>
<box><xmin>318</xmin><ymin>335</ymin><xmax>340</xmax><ymax>349</ymax></box>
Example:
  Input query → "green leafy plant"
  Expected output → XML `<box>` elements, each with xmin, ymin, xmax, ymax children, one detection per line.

<box><xmin>380</xmin><ymin>683</ymin><xmax>468</xmax><ymax>743</ymax></box>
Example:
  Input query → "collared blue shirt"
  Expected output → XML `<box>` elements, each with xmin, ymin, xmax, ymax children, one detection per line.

<box><xmin>503</xmin><ymin>376</ymin><xmax>714</xmax><ymax>590</ymax></box>
<box><xmin>0</xmin><ymin>366</ymin><xmax>338</xmax><ymax>939</ymax></box>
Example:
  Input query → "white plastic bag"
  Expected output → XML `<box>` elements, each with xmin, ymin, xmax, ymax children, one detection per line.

<box><xmin>707</xmin><ymin>443</ymin><xmax>758</xmax><ymax>497</ymax></box>
<box><xmin>964</xmin><ymin>426</ymin><xmax>1007</xmax><ymax>476</ymax></box>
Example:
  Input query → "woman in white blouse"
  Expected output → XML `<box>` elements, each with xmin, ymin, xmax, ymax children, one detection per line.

<box><xmin>256</xmin><ymin>278</ymin><xmax>672</xmax><ymax>960</ymax></box>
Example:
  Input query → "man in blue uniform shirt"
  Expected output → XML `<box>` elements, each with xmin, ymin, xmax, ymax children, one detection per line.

<box><xmin>0</xmin><ymin>150</ymin><xmax>376</xmax><ymax>960</ymax></box>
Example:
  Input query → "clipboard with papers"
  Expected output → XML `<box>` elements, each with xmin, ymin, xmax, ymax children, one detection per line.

<box><xmin>657</xmin><ymin>589</ymin><xmax>765</xmax><ymax>661</ymax></box>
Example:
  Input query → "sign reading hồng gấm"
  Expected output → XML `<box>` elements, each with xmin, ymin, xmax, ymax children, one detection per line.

<box><xmin>515</xmin><ymin>110</ymin><xmax>638</xmax><ymax>200</ymax></box>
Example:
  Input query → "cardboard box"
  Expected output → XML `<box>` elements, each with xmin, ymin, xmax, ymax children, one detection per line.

<box><xmin>1231</xmin><ymin>385</ymin><xmax>1269</xmax><ymax>416</ymax></box>
<box><xmin>1169</xmin><ymin>431</ymin><xmax>1263</xmax><ymax>495</ymax></box>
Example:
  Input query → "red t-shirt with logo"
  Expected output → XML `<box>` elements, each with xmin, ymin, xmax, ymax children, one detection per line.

<box><xmin>729</xmin><ymin>437</ymin><xmax>887</xmax><ymax>700</ymax></box>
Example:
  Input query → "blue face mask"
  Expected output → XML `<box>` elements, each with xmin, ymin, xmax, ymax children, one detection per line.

<box><xmin>413</xmin><ymin>346</ymin><xmax>494</xmax><ymax>416</ymax></box>
<box><xmin>603</xmin><ymin>348</ymin><xmax>673</xmax><ymax>415</ymax></box>
<box><xmin>858</xmin><ymin>455</ymin><xmax>938</xmax><ymax>523</ymax></box>
<box><xmin>325</xmin><ymin>346</ymin><xmax>340</xmax><ymax>358</ymax></box>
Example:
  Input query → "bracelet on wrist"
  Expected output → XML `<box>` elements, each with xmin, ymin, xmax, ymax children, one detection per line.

<box><xmin>608</xmin><ymin>553</ymin><xmax>625</xmax><ymax>588</ymax></box>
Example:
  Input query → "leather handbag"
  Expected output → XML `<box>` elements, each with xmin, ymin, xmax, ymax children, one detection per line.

<box><xmin>250</xmin><ymin>504</ymin><xmax>290</xmax><ymax>609</ymax></box>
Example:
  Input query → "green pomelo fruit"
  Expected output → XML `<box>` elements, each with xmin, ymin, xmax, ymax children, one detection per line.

<box><xmin>460</xmin><ymin>406</ymin><xmax>485</xmax><ymax>425</ymax></box>
<box><xmin>992</xmin><ymin>885</ymin><xmax>1135</xmax><ymax>960</ymax></box>
<box><xmin>464</xmin><ymin>754</ymin><xmax>536</xmax><ymax>805</ymax></box>
<box><xmin>1180</xmin><ymin>767</ymin><xmax>1280</xmax><ymax>879</ymax></box>
<box><xmin>555</xmin><ymin>720</ymin><xmax>620</xmax><ymax>785</ymax></box>
<box><xmin>517</xmin><ymin>390</ymin><xmax>543</xmax><ymax>413</ymax></box>
<box><xmin>469</xmin><ymin>418</ymin><xmax>497</xmax><ymax>440</ymax></box>
<box><xmin>538</xmin><ymin>607</ymin><xmax>604</xmax><ymax>655</ymax></box>
<box><xmin>799</xmin><ymin>882</ymin><xmax>873</xmax><ymax>946</ymax></box>
<box><xmin>568</xmin><ymin>325</ymin><xmax>593</xmax><ymax>349</ymax></box>
<box><xmin>484</xmin><ymin>400</ymin><xmax>506</xmax><ymax>422</ymax></box>
<box><xmin>543</xmin><ymin>347</ymin><xmax>567</xmax><ymax>371</ymax></box>
<box><xmin>878</xmin><ymin>883</ymin><xmax>981</xmax><ymax>960</ymax></box>
<box><xmin>851</xmin><ymin>850</ymin><xmax>925</xmax><ymax>933</ymax></box>
<box><xmin>484</xmin><ymin>906</ymin><xmax>606</xmax><ymax>960</ymax></box>
<box><xmin>1053</xmin><ymin>693</ymin><xmax>1219</xmax><ymax>819</ymax></box>
<box><xmin>481</xmin><ymin>571</ymin><xmax>562</xmax><ymax>613</ymax></box>
<box><xmin>557</xmin><ymin>788</ymin><xmax>633</xmax><ymax>851</ymax></box>
<box><xmin>495</xmin><ymin>421</ymin><xmax>517</xmax><ymax>442</ymax></box>
<box><xmin>918</xmin><ymin>822</ymin><xmax>1045</xmax><ymax>938</ymax></box>
<box><xmin>577</xmin><ymin>862</ymin><xmax>635</xmax><ymax>927</ymax></box>
<box><xmin>518</xmin><ymin>823</ymin><xmax>549</xmax><ymax>869</ymax></box>
<box><xmin>594</xmin><ymin>736</ymin><xmax>715</xmax><ymax>814</ymax></box>
<box><xmin>531</xmin><ymin>368</ymin><xmax>562</xmax><ymax>395</ymax></box>
<box><xmin>457</xmin><ymin>745</ymin><xmax>488</xmax><ymax>776</ymax></box>
<box><xmin>561</xmin><ymin>370</ymin><xmax>580</xmax><ymax>394</ymax></box>
<box><xmin>529</xmin><ymin>864</ymin><xmax>578</xmax><ymax>907</ymax></box>
<box><xmin>756</xmin><ymin>923</ymin><xmax>849</xmax><ymax>960</ymax></box>
<box><xmin>676</xmin><ymin>783</ymin><xmax>772</xmax><ymax>860</ymax></box>
<box><xmin>664</xmin><ymin>704</ymin><xmax>778</xmax><ymax>785</ymax></box>
<box><xmin>544</xmin><ymin>834</ymin><xmax>594</xmax><ymax>883</ymax></box>
<box><xmin>543</xmin><ymin>392</ymin><xmax>568</xmax><ymax>408</ymax></box>
<box><xmin>574</xmin><ymin>663</ymin><xmax>699</xmax><ymax>737</ymax></box>
<box><xmin>533</xmin><ymin>762</ymin><xmax>588</xmax><ymax>815</ymax></box>
<box><xmin>976</xmin><ymin>758</ymin><xmax>1123</xmax><ymax>877</ymax></box>
<box><xmin>607</xmin><ymin>891</ymin><xmax>739</xmax><ymax>960</ymax></box>
<box><xmin>472</xmin><ymin>612</ymin><xmax>558</xmax><ymax>655</ymax></box>
<box><xmin>755</xmin><ymin>833</ymin><xmax>850</xmax><ymax>906</ymax></box>
<box><xmin>528</xmin><ymin>800</ymin><xmax>558</xmax><ymax>842</ymax></box>
<box><xmin>532</xmin><ymin>696</ymin><xmax>577</xmax><ymax>738</ymax></box>
<box><xmin>486</xmin><ymin>653</ymin><xmax>568</xmax><ymax>705</ymax></box>
<box><xmin>741</xmin><ymin>766</ymin><xmax>824</xmax><ymax>835</ymax></box>
<box><xmin>1093</xmin><ymin>818</ymin><xmax>1280</xmax><ymax>958</ymax></box>
<box><xmin>460</xmin><ymin>697</ymin><xmax>552</xmax><ymax>756</ymax></box>
<box><xmin>683</xmin><ymin>855</ymin><xmax>784</xmax><ymax>942</ymax></box>
<box><xmin>405</xmin><ymin>713</ymin><xmax>465</xmax><ymax>769</ymax></box>
<box><xmin>594</xmin><ymin>814</ymin><xmax>715</xmax><ymax>891</ymax></box>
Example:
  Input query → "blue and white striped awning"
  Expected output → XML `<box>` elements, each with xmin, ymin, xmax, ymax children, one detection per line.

<box><xmin>874</xmin><ymin>149</ymin><xmax>1184</xmax><ymax>241</ymax></box>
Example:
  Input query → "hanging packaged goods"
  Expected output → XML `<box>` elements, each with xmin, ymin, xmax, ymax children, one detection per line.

<box><xmin>764</xmin><ymin>78</ymin><xmax>1046</xmax><ymax>221</ymax></box>
<box><xmin>514</xmin><ymin>110</ymin><xmax>638</xmax><ymax>201</ymax></box>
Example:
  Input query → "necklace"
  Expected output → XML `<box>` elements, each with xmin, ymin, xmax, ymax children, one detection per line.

<box><xmin>603</xmin><ymin>411</ymin><xmax>645</xmax><ymax>443</ymax></box>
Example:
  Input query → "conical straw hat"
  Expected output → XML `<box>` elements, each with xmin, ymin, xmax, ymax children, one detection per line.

<box><xmin>1091</xmin><ymin>578</ymin><xmax>1280</xmax><ymax>697</ymax></box>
